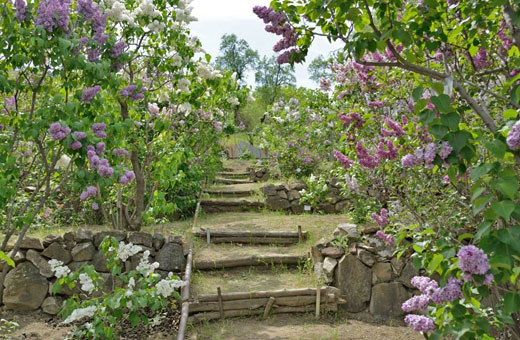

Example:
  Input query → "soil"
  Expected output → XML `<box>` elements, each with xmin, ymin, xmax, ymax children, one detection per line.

<box><xmin>185</xmin><ymin>312</ymin><xmax>424</xmax><ymax>340</ymax></box>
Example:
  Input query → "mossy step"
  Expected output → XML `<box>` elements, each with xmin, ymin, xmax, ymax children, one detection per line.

<box><xmin>200</xmin><ymin>198</ymin><xmax>265</xmax><ymax>213</ymax></box>
<box><xmin>214</xmin><ymin>177</ymin><xmax>253</xmax><ymax>185</ymax></box>
<box><xmin>219</xmin><ymin>172</ymin><xmax>250</xmax><ymax>179</ymax></box>
<box><xmin>203</xmin><ymin>189</ymin><xmax>255</xmax><ymax>198</ymax></box>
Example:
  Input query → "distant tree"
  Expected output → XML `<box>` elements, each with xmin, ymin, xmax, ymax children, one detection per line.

<box><xmin>255</xmin><ymin>56</ymin><xmax>296</xmax><ymax>105</ymax></box>
<box><xmin>307</xmin><ymin>52</ymin><xmax>346</xmax><ymax>84</ymax></box>
<box><xmin>215</xmin><ymin>34</ymin><xmax>259</xmax><ymax>84</ymax></box>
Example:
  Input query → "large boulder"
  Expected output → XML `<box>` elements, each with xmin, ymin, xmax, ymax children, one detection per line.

<box><xmin>128</xmin><ymin>232</ymin><xmax>153</xmax><ymax>248</ymax></box>
<box><xmin>398</xmin><ymin>261</ymin><xmax>418</xmax><ymax>288</ymax></box>
<box><xmin>92</xmin><ymin>249</ymin><xmax>109</xmax><ymax>273</ymax></box>
<box><xmin>3</xmin><ymin>262</ymin><xmax>48</xmax><ymax>311</ymax></box>
<box><xmin>42</xmin><ymin>234</ymin><xmax>63</xmax><ymax>248</ymax></box>
<box><xmin>42</xmin><ymin>296</ymin><xmax>64</xmax><ymax>315</ymax></box>
<box><xmin>357</xmin><ymin>249</ymin><xmax>376</xmax><ymax>267</ymax></box>
<box><xmin>333</xmin><ymin>223</ymin><xmax>359</xmax><ymax>239</ymax></box>
<box><xmin>71</xmin><ymin>242</ymin><xmax>96</xmax><ymax>262</ymax></box>
<box><xmin>76</xmin><ymin>229</ymin><xmax>94</xmax><ymax>242</ymax></box>
<box><xmin>26</xmin><ymin>249</ymin><xmax>54</xmax><ymax>278</ymax></box>
<box><xmin>266</xmin><ymin>196</ymin><xmax>290</xmax><ymax>210</ymax></box>
<box><xmin>335</xmin><ymin>255</ymin><xmax>372</xmax><ymax>312</ymax></box>
<box><xmin>41</xmin><ymin>242</ymin><xmax>72</xmax><ymax>264</ymax></box>
<box><xmin>287</xmin><ymin>190</ymin><xmax>301</xmax><ymax>201</ymax></box>
<box><xmin>372</xmin><ymin>262</ymin><xmax>393</xmax><ymax>284</ymax></box>
<box><xmin>321</xmin><ymin>247</ymin><xmax>345</xmax><ymax>259</ymax></box>
<box><xmin>20</xmin><ymin>237</ymin><xmax>43</xmax><ymax>250</ymax></box>
<box><xmin>152</xmin><ymin>233</ymin><xmax>165</xmax><ymax>250</ymax></box>
<box><xmin>156</xmin><ymin>242</ymin><xmax>184</xmax><ymax>271</ymax></box>
<box><xmin>369</xmin><ymin>282</ymin><xmax>409</xmax><ymax>317</ymax></box>
<box><xmin>261</xmin><ymin>184</ymin><xmax>277</xmax><ymax>196</ymax></box>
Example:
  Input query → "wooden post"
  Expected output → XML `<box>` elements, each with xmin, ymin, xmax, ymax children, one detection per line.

<box><xmin>206</xmin><ymin>228</ymin><xmax>211</xmax><ymax>244</ymax></box>
<box><xmin>263</xmin><ymin>296</ymin><xmax>276</xmax><ymax>318</ymax></box>
<box><xmin>297</xmin><ymin>225</ymin><xmax>303</xmax><ymax>243</ymax></box>
<box><xmin>217</xmin><ymin>287</ymin><xmax>224</xmax><ymax>319</ymax></box>
<box><xmin>315</xmin><ymin>284</ymin><xmax>321</xmax><ymax>319</ymax></box>
<box><xmin>176</xmin><ymin>243</ymin><xmax>193</xmax><ymax>340</ymax></box>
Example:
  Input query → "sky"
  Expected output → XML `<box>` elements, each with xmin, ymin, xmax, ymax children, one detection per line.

<box><xmin>188</xmin><ymin>0</ymin><xmax>343</xmax><ymax>89</ymax></box>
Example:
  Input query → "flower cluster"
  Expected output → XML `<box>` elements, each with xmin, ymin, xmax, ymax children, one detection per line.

<box><xmin>430</xmin><ymin>277</ymin><xmax>463</xmax><ymax>304</ymax></box>
<box><xmin>48</xmin><ymin>122</ymin><xmax>71</xmax><ymax>141</ymax></box>
<box><xmin>457</xmin><ymin>245</ymin><xmax>493</xmax><ymax>284</ymax></box>
<box><xmin>345</xmin><ymin>174</ymin><xmax>359</xmax><ymax>193</ymax></box>
<box><xmin>119</xmin><ymin>170</ymin><xmax>135</xmax><ymax>185</ymax></box>
<box><xmin>401</xmin><ymin>294</ymin><xmax>431</xmax><ymax>312</ymax></box>
<box><xmin>92</xmin><ymin>123</ymin><xmax>106</xmax><ymax>138</ymax></box>
<box><xmin>35</xmin><ymin>0</ymin><xmax>71</xmax><ymax>32</ymax></box>
<box><xmin>113</xmin><ymin>148</ymin><xmax>129</xmax><ymax>157</ymax></box>
<box><xmin>373</xmin><ymin>209</ymin><xmax>389</xmax><ymax>228</ymax></box>
<box><xmin>79</xmin><ymin>273</ymin><xmax>95</xmax><ymax>294</ymax></box>
<box><xmin>77</xmin><ymin>0</ymin><xmax>108</xmax><ymax>46</ymax></box>
<box><xmin>404</xmin><ymin>314</ymin><xmax>435</xmax><ymax>333</ymax></box>
<box><xmin>79</xmin><ymin>185</ymin><xmax>97</xmax><ymax>201</ymax></box>
<box><xmin>63</xmin><ymin>305</ymin><xmax>97</xmax><ymax>324</ymax></box>
<box><xmin>15</xmin><ymin>0</ymin><xmax>27</xmax><ymax>22</ymax></box>
<box><xmin>376</xmin><ymin>138</ymin><xmax>399</xmax><ymax>160</ymax></box>
<box><xmin>111</xmin><ymin>41</ymin><xmax>127</xmax><ymax>58</ymax></box>
<box><xmin>135</xmin><ymin>250</ymin><xmax>159</xmax><ymax>276</ymax></box>
<box><xmin>81</xmin><ymin>85</ymin><xmax>101</xmax><ymax>104</ymax></box>
<box><xmin>155</xmin><ymin>273</ymin><xmax>186</xmax><ymax>298</ymax></box>
<box><xmin>333</xmin><ymin>150</ymin><xmax>353</xmax><ymax>170</ymax></box>
<box><xmin>410</xmin><ymin>276</ymin><xmax>438</xmax><ymax>295</ymax></box>
<box><xmin>375</xmin><ymin>230</ymin><xmax>394</xmax><ymax>245</ymax></box>
<box><xmin>87</xmin><ymin>145</ymin><xmax>114</xmax><ymax>177</ymax></box>
<box><xmin>49</xmin><ymin>259</ymin><xmax>71</xmax><ymax>279</ymax></box>
<box><xmin>213</xmin><ymin>121</ymin><xmax>223</xmax><ymax>132</ymax></box>
<box><xmin>119</xmin><ymin>85</ymin><xmax>147</xmax><ymax>100</ymax></box>
<box><xmin>113</xmin><ymin>241</ymin><xmax>141</xmax><ymax>261</ymax></box>
<box><xmin>355</xmin><ymin>141</ymin><xmax>379</xmax><ymax>169</ymax></box>
<box><xmin>381</xmin><ymin>116</ymin><xmax>405</xmax><ymax>137</ymax></box>
<box><xmin>401</xmin><ymin>143</ymin><xmax>438</xmax><ymax>168</ymax></box>
<box><xmin>507</xmin><ymin>120</ymin><xmax>520</xmax><ymax>150</ymax></box>
<box><xmin>253</xmin><ymin>6</ymin><xmax>299</xmax><ymax>64</ymax></box>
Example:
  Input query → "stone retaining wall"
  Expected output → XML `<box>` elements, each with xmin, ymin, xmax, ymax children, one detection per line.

<box><xmin>313</xmin><ymin>223</ymin><xmax>418</xmax><ymax>320</ymax></box>
<box><xmin>0</xmin><ymin>230</ymin><xmax>187</xmax><ymax>314</ymax></box>
<box><xmin>261</xmin><ymin>179</ymin><xmax>350</xmax><ymax>214</ymax></box>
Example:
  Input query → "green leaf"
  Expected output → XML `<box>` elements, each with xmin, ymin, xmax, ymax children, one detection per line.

<box><xmin>427</xmin><ymin>254</ymin><xmax>444</xmax><ymax>273</ymax></box>
<box><xmin>504</xmin><ymin>109</ymin><xmax>518</xmax><ymax>119</ymax></box>
<box><xmin>485</xmin><ymin>139</ymin><xmax>507</xmax><ymax>159</ymax></box>
<box><xmin>457</xmin><ymin>233</ymin><xmax>474</xmax><ymax>242</ymax></box>
<box><xmin>431</xmin><ymin>124</ymin><xmax>448</xmax><ymax>139</ymax></box>
<box><xmin>475</xmin><ymin>220</ymin><xmax>492</xmax><ymax>240</ymax></box>
<box><xmin>490</xmin><ymin>255</ymin><xmax>512</xmax><ymax>270</ymax></box>
<box><xmin>492</xmin><ymin>178</ymin><xmax>518</xmax><ymax>200</ymax></box>
<box><xmin>431</xmin><ymin>94</ymin><xmax>451</xmax><ymax>113</ymax></box>
<box><xmin>447</xmin><ymin>131</ymin><xmax>471</xmax><ymax>152</ymax></box>
<box><xmin>412</xmin><ymin>87</ymin><xmax>425</xmax><ymax>102</ymax></box>
<box><xmin>491</xmin><ymin>200</ymin><xmax>516</xmax><ymax>220</ymax></box>
<box><xmin>504</xmin><ymin>293</ymin><xmax>520</xmax><ymax>314</ymax></box>
<box><xmin>441</xmin><ymin>112</ymin><xmax>460</xmax><ymax>130</ymax></box>
<box><xmin>0</xmin><ymin>251</ymin><xmax>14</xmax><ymax>268</ymax></box>
<box><xmin>470</xmin><ymin>163</ymin><xmax>493</xmax><ymax>180</ymax></box>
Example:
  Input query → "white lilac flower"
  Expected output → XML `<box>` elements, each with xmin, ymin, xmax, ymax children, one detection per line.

<box><xmin>115</xmin><ymin>242</ymin><xmax>142</xmax><ymax>262</ymax></box>
<box><xmin>63</xmin><ymin>306</ymin><xmax>97</xmax><ymax>324</ymax></box>
<box><xmin>49</xmin><ymin>259</ymin><xmax>71</xmax><ymax>279</ymax></box>
<box><xmin>155</xmin><ymin>274</ymin><xmax>186</xmax><ymax>298</ymax></box>
<box><xmin>79</xmin><ymin>273</ymin><xmax>95</xmax><ymax>294</ymax></box>
<box><xmin>136</xmin><ymin>250</ymin><xmax>160</xmax><ymax>276</ymax></box>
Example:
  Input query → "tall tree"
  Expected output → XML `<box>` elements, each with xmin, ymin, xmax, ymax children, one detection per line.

<box><xmin>307</xmin><ymin>52</ymin><xmax>346</xmax><ymax>84</ymax></box>
<box><xmin>215</xmin><ymin>34</ymin><xmax>259</xmax><ymax>84</ymax></box>
<box><xmin>255</xmin><ymin>56</ymin><xmax>296</xmax><ymax>104</ymax></box>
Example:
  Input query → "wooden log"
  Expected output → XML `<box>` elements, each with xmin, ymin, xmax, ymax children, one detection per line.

<box><xmin>316</xmin><ymin>284</ymin><xmax>321</xmax><ymax>319</ymax></box>
<box><xmin>195</xmin><ymin>229</ymin><xmax>308</xmax><ymax>239</ymax></box>
<box><xmin>176</xmin><ymin>243</ymin><xmax>193</xmax><ymax>340</ymax></box>
<box><xmin>189</xmin><ymin>294</ymin><xmax>337</xmax><ymax>313</ymax></box>
<box><xmin>217</xmin><ymin>287</ymin><xmax>224</xmax><ymax>319</ymax></box>
<box><xmin>198</xmin><ymin>286</ymin><xmax>336</xmax><ymax>302</ymax></box>
<box><xmin>188</xmin><ymin>303</ymin><xmax>338</xmax><ymax>323</ymax></box>
<box><xmin>201</xmin><ymin>236</ymin><xmax>300</xmax><ymax>244</ymax></box>
<box><xmin>194</xmin><ymin>254</ymin><xmax>307</xmax><ymax>270</ymax></box>
<box><xmin>298</xmin><ymin>225</ymin><xmax>303</xmax><ymax>242</ymax></box>
<box><xmin>263</xmin><ymin>297</ymin><xmax>275</xmax><ymax>318</ymax></box>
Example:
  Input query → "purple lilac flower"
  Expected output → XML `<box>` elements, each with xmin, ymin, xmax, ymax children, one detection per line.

<box><xmin>73</xmin><ymin>131</ymin><xmax>87</xmax><ymax>140</ymax></box>
<box><xmin>411</xmin><ymin>276</ymin><xmax>439</xmax><ymax>295</ymax></box>
<box><xmin>507</xmin><ymin>120</ymin><xmax>520</xmax><ymax>150</ymax></box>
<box><xmin>430</xmin><ymin>277</ymin><xmax>463</xmax><ymax>303</ymax></box>
<box><xmin>111</xmin><ymin>41</ymin><xmax>127</xmax><ymax>58</ymax></box>
<box><xmin>424</xmin><ymin>143</ymin><xmax>437</xmax><ymax>167</ymax></box>
<box><xmin>356</xmin><ymin>141</ymin><xmax>379</xmax><ymax>169</ymax></box>
<box><xmin>15</xmin><ymin>0</ymin><xmax>27</xmax><ymax>21</ymax></box>
<box><xmin>404</xmin><ymin>314</ymin><xmax>435</xmax><ymax>333</ymax></box>
<box><xmin>70</xmin><ymin>141</ymin><xmax>82</xmax><ymax>150</ymax></box>
<box><xmin>119</xmin><ymin>85</ymin><xmax>146</xmax><ymax>100</ymax></box>
<box><xmin>368</xmin><ymin>100</ymin><xmax>384</xmax><ymax>109</ymax></box>
<box><xmin>303</xmin><ymin>156</ymin><xmax>312</xmax><ymax>163</ymax></box>
<box><xmin>339</xmin><ymin>112</ymin><xmax>365</xmax><ymax>129</ymax></box>
<box><xmin>81</xmin><ymin>85</ymin><xmax>101</xmax><ymax>103</ymax></box>
<box><xmin>402</xmin><ymin>294</ymin><xmax>431</xmax><ymax>312</ymax></box>
<box><xmin>484</xmin><ymin>273</ymin><xmax>494</xmax><ymax>285</ymax></box>
<box><xmin>401</xmin><ymin>154</ymin><xmax>416</xmax><ymax>167</ymax></box>
<box><xmin>457</xmin><ymin>245</ymin><xmax>491</xmax><ymax>275</ymax></box>
<box><xmin>213</xmin><ymin>121</ymin><xmax>223</xmax><ymax>131</ymax></box>
<box><xmin>472</xmin><ymin>47</ymin><xmax>489</xmax><ymax>69</ymax></box>
<box><xmin>333</xmin><ymin>150</ymin><xmax>353</xmax><ymax>170</ymax></box>
<box><xmin>79</xmin><ymin>191</ymin><xmax>89</xmax><ymax>201</ymax></box>
<box><xmin>276</xmin><ymin>48</ymin><xmax>298</xmax><ymax>64</ymax></box>
<box><xmin>86</xmin><ymin>186</ymin><xmax>97</xmax><ymax>196</ymax></box>
<box><xmin>91</xmin><ymin>202</ymin><xmax>99</xmax><ymax>210</ymax></box>
<box><xmin>96</xmin><ymin>142</ymin><xmax>105</xmax><ymax>155</ymax></box>
<box><xmin>92</xmin><ymin>123</ymin><xmax>106</xmax><ymax>138</ymax></box>
<box><xmin>381</xmin><ymin>116</ymin><xmax>405</xmax><ymax>137</ymax></box>
<box><xmin>87</xmin><ymin>48</ymin><xmax>100</xmax><ymax>62</ymax></box>
<box><xmin>119</xmin><ymin>170</ymin><xmax>135</xmax><ymax>185</ymax></box>
<box><xmin>48</xmin><ymin>122</ymin><xmax>71</xmax><ymax>140</ymax></box>
<box><xmin>439</xmin><ymin>141</ymin><xmax>453</xmax><ymax>159</ymax></box>
<box><xmin>77</xmin><ymin>0</ymin><xmax>108</xmax><ymax>46</ymax></box>
<box><xmin>373</xmin><ymin>209</ymin><xmax>389</xmax><ymax>228</ymax></box>
<box><xmin>35</xmin><ymin>0</ymin><xmax>71</xmax><ymax>32</ymax></box>
<box><xmin>113</xmin><ymin>148</ymin><xmax>129</xmax><ymax>157</ymax></box>
<box><xmin>375</xmin><ymin>230</ymin><xmax>394</xmax><ymax>245</ymax></box>
<box><xmin>97</xmin><ymin>164</ymin><xmax>114</xmax><ymax>177</ymax></box>
<box><xmin>377</xmin><ymin>138</ymin><xmax>399</xmax><ymax>160</ymax></box>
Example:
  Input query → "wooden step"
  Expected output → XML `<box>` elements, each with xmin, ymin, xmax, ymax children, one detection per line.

<box><xmin>194</xmin><ymin>229</ymin><xmax>307</xmax><ymax>244</ymax></box>
<box><xmin>214</xmin><ymin>178</ymin><xmax>253</xmax><ymax>185</ymax></box>
<box><xmin>200</xmin><ymin>198</ymin><xmax>265</xmax><ymax>213</ymax></box>
<box><xmin>194</xmin><ymin>254</ymin><xmax>308</xmax><ymax>270</ymax></box>
<box><xmin>204</xmin><ymin>189</ymin><xmax>255</xmax><ymax>198</ymax></box>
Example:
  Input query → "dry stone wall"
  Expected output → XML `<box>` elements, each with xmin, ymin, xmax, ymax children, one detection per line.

<box><xmin>261</xmin><ymin>179</ymin><xmax>350</xmax><ymax>214</ymax></box>
<box><xmin>312</xmin><ymin>223</ymin><xmax>418</xmax><ymax>319</ymax></box>
<box><xmin>0</xmin><ymin>230</ymin><xmax>187</xmax><ymax>313</ymax></box>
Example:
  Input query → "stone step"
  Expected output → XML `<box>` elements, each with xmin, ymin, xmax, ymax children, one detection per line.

<box><xmin>200</xmin><ymin>198</ymin><xmax>265</xmax><ymax>213</ymax></box>
<box><xmin>204</xmin><ymin>189</ymin><xmax>255</xmax><ymax>198</ymax></box>
<box><xmin>214</xmin><ymin>177</ymin><xmax>253</xmax><ymax>185</ymax></box>
<box><xmin>219</xmin><ymin>172</ymin><xmax>250</xmax><ymax>179</ymax></box>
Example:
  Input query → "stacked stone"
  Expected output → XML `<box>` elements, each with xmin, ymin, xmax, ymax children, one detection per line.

<box><xmin>0</xmin><ymin>230</ymin><xmax>187</xmax><ymax>314</ymax></box>
<box><xmin>261</xmin><ymin>180</ymin><xmax>350</xmax><ymax>214</ymax></box>
<box><xmin>249</xmin><ymin>167</ymin><xmax>270</xmax><ymax>182</ymax></box>
<box><xmin>312</xmin><ymin>223</ymin><xmax>419</xmax><ymax>320</ymax></box>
